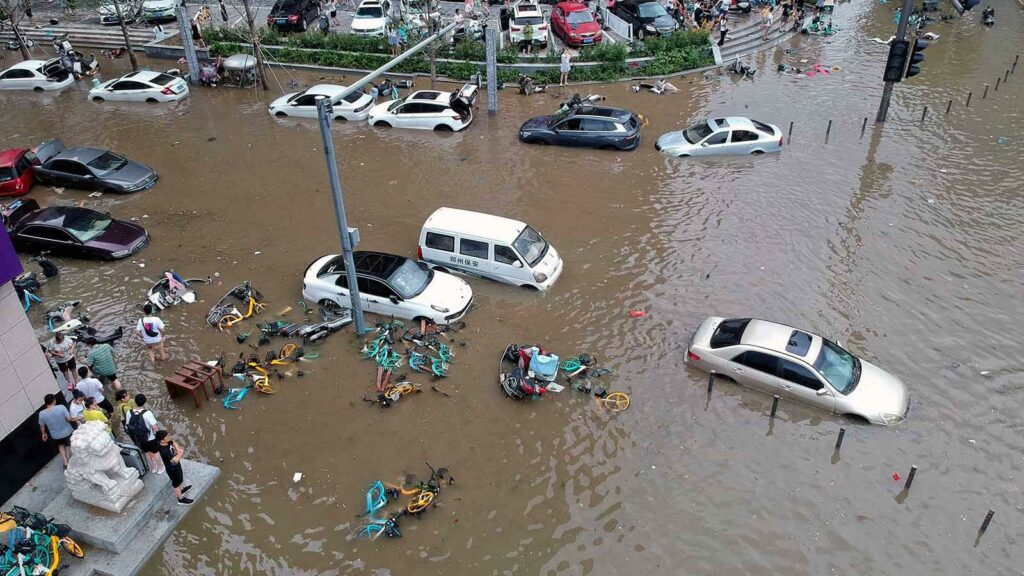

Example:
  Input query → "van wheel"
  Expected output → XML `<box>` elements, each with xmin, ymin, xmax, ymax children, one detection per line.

<box><xmin>319</xmin><ymin>299</ymin><xmax>342</xmax><ymax>312</ymax></box>
<box><xmin>434</xmin><ymin>124</ymin><xmax>454</xmax><ymax>132</ymax></box>
<box><xmin>432</xmin><ymin>267</ymin><xmax>449</xmax><ymax>274</ymax></box>
<box><xmin>520</xmin><ymin>285</ymin><xmax>539</xmax><ymax>291</ymax></box>
<box><xmin>374</xmin><ymin>121</ymin><xmax>392</xmax><ymax>128</ymax></box>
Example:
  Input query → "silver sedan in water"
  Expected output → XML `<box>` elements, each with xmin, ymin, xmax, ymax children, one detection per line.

<box><xmin>685</xmin><ymin>317</ymin><xmax>910</xmax><ymax>425</ymax></box>
<box><xmin>655</xmin><ymin>117</ymin><xmax>783</xmax><ymax>157</ymax></box>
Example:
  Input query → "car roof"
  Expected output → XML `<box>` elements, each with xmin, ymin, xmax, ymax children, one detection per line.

<box><xmin>513</xmin><ymin>4</ymin><xmax>542</xmax><ymax>14</ymax></box>
<box><xmin>556</xmin><ymin>1</ymin><xmax>589</xmax><ymax>10</ymax></box>
<box><xmin>8</xmin><ymin>60</ymin><xmax>47</xmax><ymax>71</ymax></box>
<box><xmin>568</xmin><ymin>106</ymin><xmax>632</xmax><ymax>121</ymax></box>
<box><xmin>423</xmin><ymin>207</ymin><xmax>527</xmax><ymax>241</ymax></box>
<box><xmin>0</xmin><ymin>148</ymin><xmax>28</xmax><ymax>166</ymax></box>
<box><xmin>52</xmin><ymin>147</ymin><xmax>107</xmax><ymax>163</ymax></box>
<box><xmin>406</xmin><ymin>90</ymin><xmax>448</xmax><ymax>102</ymax></box>
<box><xmin>710</xmin><ymin>117</ymin><xmax>758</xmax><ymax>131</ymax></box>
<box><xmin>740</xmin><ymin>319</ymin><xmax>822</xmax><ymax>361</ymax></box>
<box><xmin>306</xmin><ymin>84</ymin><xmax>353</xmax><ymax>97</ymax></box>
<box><xmin>118</xmin><ymin>70</ymin><xmax>162</xmax><ymax>82</ymax></box>
<box><xmin>22</xmin><ymin>205</ymin><xmax>97</xmax><ymax>227</ymax></box>
<box><xmin>319</xmin><ymin>251</ymin><xmax>408</xmax><ymax>278</ymax></box>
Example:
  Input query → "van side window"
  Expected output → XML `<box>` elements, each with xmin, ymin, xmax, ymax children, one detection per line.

<box><xmin>425</xmin><ymin>232</ymin><xmax>455</xmax><ymax>252</ymax></box>
<box><xmin>494</xmin><ymin>245</ymin><xmax>520</xmax><ymax>265</ymax></box>
<box><xmin>459</xmin><ymin>239</ymin><xmax>489</xmax><ymax>259</ymax></box>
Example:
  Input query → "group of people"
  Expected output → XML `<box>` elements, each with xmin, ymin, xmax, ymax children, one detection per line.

<box><xmin>36</xmin><ymin>304</ymin><xmax>193</xmax><ymax>505</ymax></box>
<box><xmin>673</xmin><ymin>0</ymin><xmax>816</xmax><ymax>47</ymax></box>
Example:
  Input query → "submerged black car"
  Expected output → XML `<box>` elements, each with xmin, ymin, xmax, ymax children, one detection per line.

<box><xmin>32</xmin><ymin>140</ymin><xmax>158</xmax><ymax>194</ymax></box>
<box><xmin>518</xmin><ymin>106</ymin><xmax>642</xmax><ymax>150</ymax></box>
<box><xmin>613</xmin><ymin>0</ymin><xmax>678</xmax><ymax>38</ymax></box>
<box><xmin>3</xmin><ymin>199</ymin><xmax>150</xmax><ymax>260</ymax></box>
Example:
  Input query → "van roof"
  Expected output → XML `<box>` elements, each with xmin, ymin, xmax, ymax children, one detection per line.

<box><xmin>423</xmin><ymin>207</ymin><xmax>528</xmax><ymax>242</ymax></box>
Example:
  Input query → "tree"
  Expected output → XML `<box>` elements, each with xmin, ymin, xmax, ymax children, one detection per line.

<box><xmin>240</xmin><ymin>0</ymin><xmax>268</xmax><ymax>90</ymax></box>
<box><xmin>0</xmin><ymin>0</ymin><xmax>34</xmax><ymax>60</ymax></box>
<box><xmin>85</xmin><ymin>0</ymin><xmax>140</xmax><ymax>71</ymax></box>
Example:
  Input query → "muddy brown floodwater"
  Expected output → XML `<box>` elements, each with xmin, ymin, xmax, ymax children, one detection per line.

<box><xmin>2</xmin><ymin>2</ymin><xmax>1024</xmax><ymax>574</ymax></box>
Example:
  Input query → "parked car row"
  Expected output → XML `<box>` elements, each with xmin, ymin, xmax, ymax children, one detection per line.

<box><xmin>0</xmin><ymin>61</ymin><xmax>191</xmax><ymax>103</ymax></box>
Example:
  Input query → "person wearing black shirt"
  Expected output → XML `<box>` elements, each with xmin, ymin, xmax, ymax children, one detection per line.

<box><xmin>156</xmin><ymin>430</ymin><xmax>193</xmax><ymax>505</ymax></box>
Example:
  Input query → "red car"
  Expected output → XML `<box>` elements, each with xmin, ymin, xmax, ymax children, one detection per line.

<box><xmin>0</xmin><ymin>148</ymin><xmax>38</xmax><ymax>197</ymax></box>
<box><xmin>551</xmin><ymin>2</ymin><xmax>603</xmax><ymax>47</ymax></box>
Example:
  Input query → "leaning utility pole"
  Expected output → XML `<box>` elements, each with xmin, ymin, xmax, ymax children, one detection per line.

<box><xmin>111</xmin><ymin>0</ymin><xmax>139</xmax><ymax>71</ymax></box>
<box><xmin>241</xmin><ymin>0</ymin><xmax>268</xmax><ymax>90</ymax></box>
<box><xmin>315</xmin><ymin>97</ymin><xmax>369</xmax><ymax>335</ymax></box>
<box><xmin>875</xmin><ymin>0</ymin><xmax>913</xmax><ymax>123</ymax></box>
<box><xmin>2</xmin><ymin>0</ymin><xmax>32</xmax><ymax>60</ymax></box>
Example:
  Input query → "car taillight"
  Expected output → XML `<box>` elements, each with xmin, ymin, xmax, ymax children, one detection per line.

<box><xmin>288</xmin><ymin>14</ymin><xmax>299</xmax><ymax>21</ymax></box>
<box><xmin>161</xmin><ymin>87</ymin><xmax>173</xmax><ymax>95</ymax></box>
<box><xmin>539</xmin><ymin>24</ymin><xmax>547</xmax><ymax>30</ymax></box>
<box><xmin>451</xmin><ymin>115</ymin><xmax>462</xmax><ymax>121</ymax></box>
<box><xmin>687</xmin><ymin>350</ymin><xmax>701</xmax><ymax>362</ymax></box>
<box><xmin>266</xmin><ymin>15</ymin><xmax>273</xmax><ymax>23</ymax></box>
<box><xmin>417</xmin><ymin>246</ymin><xmax>424</xmax><ymax>259</ymax></box>
<box><xmin>779</xmin><ymin>136</ymin><xmax>784</xmax><ymax>146</ymax></box>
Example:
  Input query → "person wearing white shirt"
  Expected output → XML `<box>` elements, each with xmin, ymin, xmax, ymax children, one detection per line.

<box><xmin>75</xmin><ymin>366</ymin><xmax>114</xmax><ymax>414</ymax></box>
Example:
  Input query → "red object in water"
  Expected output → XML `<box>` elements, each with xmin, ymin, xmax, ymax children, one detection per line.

<box><xmin>629</xmin><ymin>310</ymin><xmax>646</xmax><ymax>318</ymax></box>
<box><xmin>892</xmin><ymin>472</ymin><xmax>901</xmax><ymax>482</ymax></box>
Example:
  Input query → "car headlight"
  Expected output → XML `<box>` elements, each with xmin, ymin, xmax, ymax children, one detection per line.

<box><xmin>431</xmin><ymin>305</ymin><xmax>450</xmax><ymax>313</ymax></box>
<box><xmin>111</xmin><ymin>249</ymin><xmax>130</xmax><ymax>258</ymax></box>
<box><xmin>878</xmin><ymin>413</ymin><xmax>904</xmax><ymax>425</ymax></box>
<box><xmin>533</xmin><ymin>272</ymin><xmax>548</xmax><ymax>283</ymax></box>
<box><xmin>645</xmin><ymin>24</ymin><xmax>656</xmax><ymax>31</ymax></box>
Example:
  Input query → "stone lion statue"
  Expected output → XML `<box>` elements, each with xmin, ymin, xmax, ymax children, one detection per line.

<box><xmin>65</xmin><ymin>421</ymin><xmax>143</xmax><ymax>513</ymax></box>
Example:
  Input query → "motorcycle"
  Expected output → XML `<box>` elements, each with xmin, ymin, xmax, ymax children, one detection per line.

<box><xmin>12</xmin><ymin>253</ymin><xmax>59</xmax><ymax>302</ymax></box>
<box><xmin>498</xmin><ymin>343</ymin><xmax>564</xmax><ymax>400</ymax></box>
<box><xmin>45</xmin><ymin>301</ymin><xmax>123</xmax><ymax>344</ymax></box>
<box><xmin>517</xmin><ymin>74</ymin><xmax>546</xmax><ymax>95</ymax></box>
<box><xmin>148</xmin><ymin>271</ymin><xmax>207</xmax><ymax>310</ymax></box>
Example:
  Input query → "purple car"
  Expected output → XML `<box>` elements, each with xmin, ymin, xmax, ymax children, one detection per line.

<box><xmin>3</xmin><ymin>199</ymin><xmax>149</xmax><ymax>260</ymax></box>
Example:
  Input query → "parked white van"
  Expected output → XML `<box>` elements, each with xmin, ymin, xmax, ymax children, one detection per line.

<box><xmin>418</xmin><ymin>208</ymin><xmax>563</xmax><ymax>291</ymax></box>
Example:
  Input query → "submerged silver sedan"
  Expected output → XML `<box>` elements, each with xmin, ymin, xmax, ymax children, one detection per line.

<box><xmin>686</xmin><ymin>317</ymin><xmax>909</xmax><ymax>425</ymax></box>
<box><xmin>655</xmin><ymin>117</ymin><xmax>783</xmax><ymax>157</ymax></box>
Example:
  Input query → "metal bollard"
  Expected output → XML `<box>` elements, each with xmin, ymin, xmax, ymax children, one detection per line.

<box><xmin>995</xmin><ymin>77</ymin><xmax>1001</xmax><ymax>91</ymax></box>
<box><xmin>920</xmin><ymin>106</ymin><xmax>928</xmax><ymax>123</ymax></box>
<box><xmin>904</xmin><ymin>465</ymin><xmax>917</xmax><ymax>491</ymax></box>
<box><xmin>979</xmin><ymin>509</ymin><xmax>995</xmax><ymax>535</ymax></box>
<box><xmin>834</xmin><ymin>427</ymin><xmax>846</xmax><ymax>451</ymax></box>
<box><xmin>770</xmin><ymin>395</ymin><xmax>780</xmax><ymax>418</ymax></box>
<box><xmin>966</xmin><ymin>91</ymin><xmax>973</xmax><ymax>107</ymax></box>
<box><xmin>945</xmin><ymin>99</ymin><xmax>952</xmax><ymax>115</ymax></box>
<box><xmin>707</xmin><ymin>372</ymin><xmax>715</xmax><ymax>394</ymax></box>
<box><xmin>787</xmin><ymin>121</ymin><xmax>793</xmax><ymax>142</ymax></box>
<box><xmin>1014</xmin><ymin>55</ymin><xmax>1019</xmax><ymax>73</ymax></box>
<box><xmin>860</xmin><ymin>117</ymin><xmax>867</xmax><ymax>139</ymax></box>
<box><xmin>825</xmin><ymin>120</ymin><xmax>833</xmax><ymax>142</ymax></box>
<box><xmin>1005</xmin><ymin>70</ymin><xmax>1010</xmax><ymax>83</ymax></box>
<box><xmin>983</xmin><ymin>84</ymin><xmax>990</xmax><ymax>99</ymax></box>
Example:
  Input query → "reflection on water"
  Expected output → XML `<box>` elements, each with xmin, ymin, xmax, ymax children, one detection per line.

<box><xmin>2</xmin><ymin>2</ymin><xmax>1023</xmax><ymax>573</ymax></box>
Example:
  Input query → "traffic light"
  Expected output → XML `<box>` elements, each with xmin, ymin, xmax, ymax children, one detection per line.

<box><xmin>883</xmin><ymin>40</ymin><xmax>910</xmax><ymax>83</ymax></box>
<box><xmin>905</xmin><ymin>38</ymin><xmax>929</xmax><ymax>79</ymax></box>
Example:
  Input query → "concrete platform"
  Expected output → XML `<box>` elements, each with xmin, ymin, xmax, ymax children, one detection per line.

<box><xmin>2</xmin><ymin>456</ymin><xmax>219</xmax><ymax>576</ymax></box>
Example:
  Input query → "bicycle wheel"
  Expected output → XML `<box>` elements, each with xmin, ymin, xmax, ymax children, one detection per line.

<box><xmin>406</xmin><ymin>491</ymin><xmax>434</xmax><ymax>514</ymax></box>
<box><xmin>60</xmin><ymin>536</ymin><xmax>84</xmax><ymax>558</ymax></box>
<box><xmin>598</xmin><ymin>392</ymin><xmax>630</xmax><ymax>412</ymax></box>
<box><xmin>218</xmin><ymin>314</ymin><xmax>243</xmax><ymax>330</ymax></box>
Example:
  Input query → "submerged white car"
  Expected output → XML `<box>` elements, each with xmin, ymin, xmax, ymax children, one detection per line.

<box><xmin>367</xmin><ymin>85</ymin><xmax>477</xmax><ymax>132</ymax></box>
<box><xmin>142</xmin><ymin>0</ymin><xmax>177</xmax><ymax>21</ymax></box>
<box><xmin>351</xmin><ymin>0</ymin><xmax>389</xmax><ymax>36</ymax></box>
<box><xmin>656</xmin><ymin>117</ymin><xmax>783</xmax><ymax>157</ymax></box>
<box><xmin>89</xmin><ymin>70</ymin><xmax>189</xmax><ymax>102</ymax></box>
<box><xmin>268</xmin><ymin>84</ymin><xmax>374</xmax><ymax>121</ymax></box>
<box><xmin>0</xmin><ymin>59</ymin><xmax>73</xmax><ymax>91</ymax></box>
<box><xmin>686</xmin><ymin>317</ymin><xmax>910</xmax><ymax>425</ymax></box>
<box><xmin>302</xmin><ymin>251</ymin><xmax>473</xmax><ymax>324</ymax></box>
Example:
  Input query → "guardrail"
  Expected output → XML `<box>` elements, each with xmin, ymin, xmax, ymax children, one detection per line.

<box><xmin>600</xmin><ymin>7</ymin><xmax>633</xmax><ymax>42</ymax></box>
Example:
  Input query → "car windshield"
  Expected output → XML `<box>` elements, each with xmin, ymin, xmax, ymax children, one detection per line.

<box><xmin>85</xmin><ymin>152</ymin><xmax>127</xmax><ymax>176</ymax></box>
<box><xmin>355</xmin><ymin>6</ymin><xmax>383</xmax><ymax>17</ymax></box>
<box><xmin>638</xmin><ymin>2</ymin><xmax>667</xmax><ymax>17</ymax></box>
<box><xmin>567</xmin><ymin>10</ymin><xmax>594</xmax><ymax>23</ymax></box>
<box><xmin>683</xmin><ymin>121</ymin><xmax>714</xmax><ymax>144</ymax></box>
<box><xmin>513</xmin><ymin>226</ymin><xmax>548</xmax><ymax>267</ymax></box>
<box><xmin>388</xmin><ymin>259</ymin><xmax>432</xmax><ymax>299</ymax></box>
<box><xmin>387</xmin><ymin>98</ymin><xmax>405</xmax><ymax>111</ymax></box>
<box><xmin>0</xmin><ymin>168</ymin><xmax>14</xmax><ymax>183</ymax></box>
<box><xmin>813</xmin><ymin>339</ymin><xmax>861</xmax><ymax>394</ymax></box>
<box><xmin>514</xmin><ymin>15</ymin><xmax>544</xmax><ymax>24</ymax></box>
<box><xmin>64</xmin><ymin>210</ymin><xmax>112</xmax><ymax>243</ymax></box>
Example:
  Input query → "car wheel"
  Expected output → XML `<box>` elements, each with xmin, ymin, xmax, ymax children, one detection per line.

<box><xmin>275</xmin><ymin>111</ymin><xmax>287</xmax><ymax>117</ymax></box>
<box><xmin>333</xmin><ymin>115</ymin><xmax>348</xmax><ymax>121</ymax></box>
<box><xmin>103</xmin><ymin>186</ymin><xmax>120</xmax><ymax>194</ymax></box>
<box><xmin>432</xmin><ymin>267</ymin><xmax>449</xmax><ymax>274</ymax></box>
<box><xmin>433</xmin><ymin>124</ymin><xmax>454</xmax><ymax>132</ymax></box>
<box><xmin>300</xmin><ymin>17</ymin><xmax>307</xmax><ymax>31</ymax></box>
<box><xmin>319</xmin><ymin>299</ymin><xmax>343</xmax><ymax>312</ymax></box>
<box><xmin>637</xmin><ymin>28</ymin><xmax>646</xmax><ymax>40</ymax></box>
<box><xmin>373</xmin><ymin>121</ymin><xmax>392</xmax><ymax>128</ymax></box>
<box><xmin>33</xmin><ymin>87</ymin><xmax>44</xmax><ymax>93</ymax></box>
<box><xmin>751</xmin><ymin>150</ymin><xmax>765</xmax><ymax>155</ymax></box>
<box><xmin>842</xmin><ymin>414</ymin><xmax>870</xmax><ymax>425</ymax></box>
<box><xmin>528</xmin><ymin>138</ymin><xmax>548</xmax><ymax>145</ymax></box>
<box><xmin>520</xmin><ymin>285</ymin><xmax>539</xmax><ymax>291</ymax></box>
<box><xmin>146</xmin><ymin>97</ymin><xmax>158</xmax><ymax>103</ymax></box>
<box><xmin>677</xmin><ymin>153</ymin><xmax>690</xmax><ymax>158</ymax></box>
<box><xmin>92</xmin><ymin>96</ymin><xmax>104</xmax><ymax>102</ymax></box>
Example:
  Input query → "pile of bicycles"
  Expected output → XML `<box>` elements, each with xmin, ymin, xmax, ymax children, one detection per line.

<box><xmin>0</xmin><ymin>506</ymin><xmax>85</xmax><ymax>576</ymax></box>
<box><xmin>206</xmin><ymin>281</ymin><xmax>266</xmax><ymax>331</ymax></box>
<box><xmin>220</xmin><ymin>343</ymin><xmax>313</xmax><ymax>408</ymax></box>
<box><xmin>560</xmin><ymin>353</ymin><xmax>630</xmax><ymax>412</ymax></box>
<box><xmin>356</xmin><ymin>463</ymin><xmax>454</xmax><ymax>541</ymax></box>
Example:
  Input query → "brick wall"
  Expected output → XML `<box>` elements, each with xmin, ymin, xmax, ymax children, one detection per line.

<box><xmin>0</xmin><ymin>281</ymin><xmax>60</xmax><ymax>439</ymax></box>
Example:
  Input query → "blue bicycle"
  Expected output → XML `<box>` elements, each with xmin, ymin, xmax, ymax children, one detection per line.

<box><xmin>12</xmin><ymin>253</ymin><xmax>58</xmax><ymax>312</ymax></box>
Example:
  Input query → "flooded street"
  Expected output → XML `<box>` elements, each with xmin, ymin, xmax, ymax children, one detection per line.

<box><xmin>2</xmin><ymin>0</ymin><xmax>1024</xmax><ymax>573</ymax></box>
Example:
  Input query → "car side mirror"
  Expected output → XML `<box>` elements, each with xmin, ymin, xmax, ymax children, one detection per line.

<box><xmin>816</xmin><ymin>388</ymin><xmax>829</xmax><ymax>396</ymax></box>
<box><xmin>388</xmin><ymin>295</ymin><xmax>400</xmax><ymax>304</ymax></box>
<box><xmin>701</xmin><ymin>142</ymin><xmax>709</xmax><ymax>147</ymax></box>
<box><xmin>85</xmin><ymin>174</ymin><xmax>95</xmax><ymax>179</ymax></box>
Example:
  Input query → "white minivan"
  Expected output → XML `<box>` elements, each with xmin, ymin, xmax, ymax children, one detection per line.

<box><xmin>418</xmin><ymin>208</ymin><xmax>562</xmax><ymax>291</ymax></box>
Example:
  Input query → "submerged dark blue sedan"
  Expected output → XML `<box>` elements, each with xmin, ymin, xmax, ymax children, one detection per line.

<box><xmin>518</xmin><ymin>106</ymin><xmax>642</xmax><ymax>151</ymax></box>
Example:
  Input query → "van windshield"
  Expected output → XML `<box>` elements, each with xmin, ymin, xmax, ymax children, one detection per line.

<box><xmin>513</xmin><ymin>226</ymin><xmax>548</xmax><ymax>267</ymax></box>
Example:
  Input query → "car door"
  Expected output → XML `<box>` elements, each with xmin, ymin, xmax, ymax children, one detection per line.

<box><xmin>418</xmin><ymin>103</ymin><xmax>449</xmax><ymax>129</ymax></box>
<box><xmin>456</xmin><ymin>237</ymin><xmax>489</xmax><ymax>278</ymax></box>
<box><xmin>493</xmin><ymin>244</ymin><xmax>529</xmax><ymax>285</ymax></box>
<box><xmin>553</xmin><ymin>117</ymin><xmax>584</xmax><ymax>146</ymax></box>
<box><xmin>728</xmin><ymin>350</ymin><xmax>782</xmax><ymax>395</ymax></box>
<box><xmin>291</xmin><ymin>93</ymin><xmax>317</xmax><ymax>117</ymax></box>
<box><xmin>695</xmin><ymin>130</ymin><xmax>728</xmax><ymax>156</ymax></box>
<box><xmin>726</xmin><ymin>129</ymin><xmax>759</xmax><ymax>154</ymax></box>
<box><xmin>0</xmin><ymin>68</ymin><xmax>35</xmax><ymax>90</ymax></box>
<box><xmin>40</xmin><ymin>159</ymin><xmax>85</xmax><ymax>187</ymax></box>
<box><xmin>358</xmin><ymin>276</ymin><xmax>404</xmax><ymax>317</ymax></box>
<box><xmin>551</xmin><ymin>6</ymin><xmax>565</xmax><ymax>38</ymax></box>
<box><xmin>391</xmin><ymin>102</ymin><xmax>420</xmax><ymax>128</ymax></box>
<box><xmin>581</xmin><ymin>118</ymin><xmax>618</xmax><ymax>148</ymax></box>
<box><xmin>62</xmin><ymin>160</ymin><xmax>99</xmax><ymax>189</ymax></box>
<box><xmin>108</xmin><ymin>80</ymin><xmax>151</xmax><ymax>101</ymax></box>
<box><xmin>17</xmin><ymin>225</ymin><xmax>80</xmax><ymax>257</ymax></box>
<box><xmin>777</xmin><ymin>359</ymin><xmax>836</xmax><ymax>413</ymax></box>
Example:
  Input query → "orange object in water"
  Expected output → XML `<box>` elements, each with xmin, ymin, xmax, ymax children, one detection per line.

<box><xmin>629</xmin><ymin>310</ymin><xmax>646</xmax><ymax>318</ymax></box>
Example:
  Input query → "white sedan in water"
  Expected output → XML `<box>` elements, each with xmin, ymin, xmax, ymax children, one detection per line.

<box><xmin>656</xmin><ymin>116</ymin><xmax>783</xmax><ymax>157</ymax></box>
<box><xmin>89</xmin><ymin>70</ymin><xmax>189</xmax><ymax>103</ymax></box>
<box><xmin>367</xmin><ymin>85</ymin><xmax>478</xmax><ymax>132</ymax></box>
<box><xmin>268</xmin><ymin>84</ymin><xmax>375</xmax><ymax>121</ymax></box>
<box><xmin>0</xmin><ymin>59</ymin><xmax>74</xmax><ymax>91</ymax></box>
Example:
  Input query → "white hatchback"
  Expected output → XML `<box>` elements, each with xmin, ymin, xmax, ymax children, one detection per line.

<box><xmin>509</xmin><ymin>4</ymin><xmax>548</xmax><ymax>48</ymax></box>
<box><xmin>367</xmin><ymin>85</ymin><xmax>477</xmax><ymax>132</ymax></box>
<box><xmin>302</xmin><ymin>251</ymin><xmax>474</xmax><ymax>324</ymax></box>
<box><xmin>268</xmin><ymin>84</ymin><xmax>375</xmax><ymax>121</ymax></box>
<box><xmin>89</xmin><ymin>70</ymin><xmax>189</xmax><ymax>103</ymax></box>
<box><xmin>351</xmin><ymin>0</ymin><xmax>389</xmax><ymax>35</ymax></box>
<box><xmin>0</xmin><ymin>59</ymin><xmax>74</xmax><ymax>91</ymax></box>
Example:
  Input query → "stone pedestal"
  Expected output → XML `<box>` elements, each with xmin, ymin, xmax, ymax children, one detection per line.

<box><xmin>65</xmin><ymin>421</ymin><xmax>143</xmax><ymax>513</ymax></box>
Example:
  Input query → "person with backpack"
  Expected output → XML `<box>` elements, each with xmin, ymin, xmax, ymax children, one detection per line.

<box><xmin>114</xmin><ymin>389</ymin><xmax>133</xmax><ymax>437</ymax></box>
<box><xmin>127</xmin><ymin>393</ymin><xmax>163</xmax><ymax>474</ymax></box>
<box><xmin>136</xmin><ymin>304</ymin><xmax>167</xmax><ymax>363</ymax></box>
<box><xmin>155</xmin><ymin>430</ymin><xmax>193</xmax><ymax>505</ymax></box>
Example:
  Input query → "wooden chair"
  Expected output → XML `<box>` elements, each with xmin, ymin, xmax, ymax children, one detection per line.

<box><xmin>164</xmin><ymin>370</ymin><xmax>210</xmax><ymax>409</ymax></box>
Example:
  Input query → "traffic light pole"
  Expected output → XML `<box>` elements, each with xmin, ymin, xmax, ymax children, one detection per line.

<box><xmin>875</xmin><ymin>0</ymin><xmax>915</xmax><ymax>123</ymax></box>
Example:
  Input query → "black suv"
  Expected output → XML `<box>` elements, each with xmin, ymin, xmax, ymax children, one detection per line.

<box><xmin>612</xmin><ymin>0</ymin><xmax>678</xmax><ymax>39</ymax></box>
<box><xmin>518</xmin><ymin>105</ymin><xmax>642</xmax><ymax>151</ymax></box>
<box><xmin>266</xmin><ymin>0</ymin><xmax>321</xmax><ymax>32</ymax></box>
